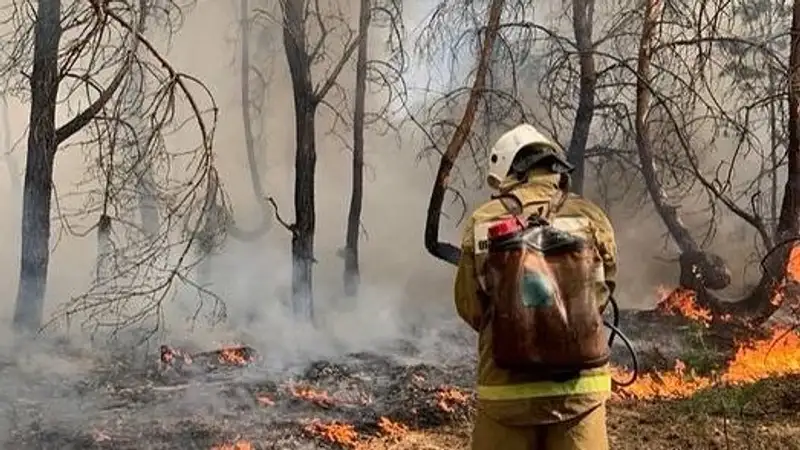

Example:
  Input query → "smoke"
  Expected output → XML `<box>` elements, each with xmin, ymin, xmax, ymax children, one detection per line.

<box><xmin>0</xmin><ymin>0</ymin><xmax>777</xmax><ymax>446</ymax></box>
<box><xmin>0</xmin><ymin>0</ymin><xmax>673</xmax><ymax>358</ymax></box>
<box><xmin>0</xmin><ymin>0</ymin><xmax>774</xmax><ymax>430</ymax></box>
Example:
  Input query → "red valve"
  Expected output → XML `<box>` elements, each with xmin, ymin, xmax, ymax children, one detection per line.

<box><xmin>488</xmin><ymin>217</ymin><xmax>522</xmax><ymax>239</ymax></box>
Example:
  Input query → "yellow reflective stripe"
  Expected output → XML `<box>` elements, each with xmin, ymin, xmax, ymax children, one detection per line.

<box><xmin>477</xmin><ymin>373</ymin><xmax>611</xmax><ymax>400</ymax></box>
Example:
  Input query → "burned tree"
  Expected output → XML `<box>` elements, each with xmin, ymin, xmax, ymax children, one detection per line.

<box><xmin>565</xmin><ymin>0</ymin><xmax>597</xmax><ymax>194</ymax></box>
<box><xmin>0</xmin><ymin>0</ymin><xmax>219</xmax><ymax>333</ymax></box>
<box><xmin>343</xmin><ymin>0</ymin><xmax>371</xmax><ymax>298</ymax></box>
<box><xmin>410</xmin><ymin>0</ymin><xmax>539</xmax><ymax>260</ymax></box>
<box><xmin>343</xmin><ymin>0</ymin><xmax>406</xmax><ymax>297</ymax></box>
<box><xmin>253</xmin><ymin>0</ymin><xmax>359</xmax><ymax>321</ymax></box>
<box><xmin>617</xmin><ymin>0</ymin><xmax>800</xmax><ymax>324</ymax></box>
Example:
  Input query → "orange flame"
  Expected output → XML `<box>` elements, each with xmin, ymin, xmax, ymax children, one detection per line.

<box><xmin>613</xmin><ymin>359</ymin><xmax>712</xmax><ymax>400</ymax></box>
<box><xmin>377</xmin><ymin>416</ymin><xmax>409</xmax><ymax>439</ymax></box>
<box><xmin>787</xmin><ymin>245</ymin><xmax>800</xmax><ymax>281</ymax></box>
<box><xmin>770</xmin><ymin>245</ymin><xmax>800</xmax><ymax>307</ymax></box>
<box><xmin>304</xmin><ymin>419</ymin><xmax>360</xmax><ymax>448</ymax></box>
<box><xmin>721</xmin><ymin>327</ymin><xmax>800</xmax><ymax>383</ymax></box>
<box><xmin>435</xmin><ymin>385</ymin><xmax>469</xmax><ymax>412</ymax></box>
<box><xmin>655</xmin><ymin>287</ymin><xmax>712</xmax><ymax>326</ymax></box>
<box><xmin>218</xmin><ymin>347</ymin><xmax>252</xmax><ymax>366</ymax></box>
<box><xmin>616</xmin><ymin>328</ymin><xmax>800</xmax><ymax>400</ymax></box>
<box><xmin>211</xmin><ymin>439</ymin><xmax>252</xmax><ymax>450</ymax></box>
<box><xmin>290</xmin><ymin>385</ymin><xmax>335</xmax><ymax>408</ymax></box>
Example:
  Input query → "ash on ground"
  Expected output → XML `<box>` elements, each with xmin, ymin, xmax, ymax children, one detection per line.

<box><xmin>1</xmin><ymin>329</ymin><xmax>477</xmax><ymax>450</ymax></box>
<box><xmin>0</xmin><ymin>311</ymin><xmax>678</xmax><ymax>450</ymax></box>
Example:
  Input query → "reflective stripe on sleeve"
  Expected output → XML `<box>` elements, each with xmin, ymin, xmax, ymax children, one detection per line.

<box><xmin>477</xmin><ymin>372</ymin><xmax>611</xmax><ymax>400</ymax></box>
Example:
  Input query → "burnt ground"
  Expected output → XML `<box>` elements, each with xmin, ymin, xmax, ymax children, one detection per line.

<box><xmin>2</xmin><ymin>313</ymin><xmax>800</xmax><ymax>450</ymax></box>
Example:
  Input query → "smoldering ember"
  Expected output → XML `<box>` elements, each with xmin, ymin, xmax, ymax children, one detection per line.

<box><xmin>3</xmin><ymin>0</ymin><xmax>800</xmax><ymax>449</ymax></box>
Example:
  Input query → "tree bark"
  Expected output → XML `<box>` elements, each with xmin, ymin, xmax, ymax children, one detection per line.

<box><xmin>777</xmin><ymin>0</ymin><xmax>800</xmax><ymax>242</ymax></box>
<box><xmin>283</xmin><ymin>0</ymin><xmax>317</xmax><ymax>321</ymax></box>
<box><xmin>566</xmin><ymin>0</ymin><xmax>596</xmax><ymax>195</ymax></box>
<box><xmin>12</xmin><ymin>0</ymin><xmax>63</xmax><ymax>332</ymax></box>
<box><xmin>344</xmin><ymin>0</ymin><xmax>370</xmax><ymax>298</ymax></box>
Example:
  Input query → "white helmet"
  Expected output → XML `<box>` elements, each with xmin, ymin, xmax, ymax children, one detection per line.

<box><xmin>486</xmin><ymin>124</ymin><xmax>566</xmax><ymax>189</ymax></box>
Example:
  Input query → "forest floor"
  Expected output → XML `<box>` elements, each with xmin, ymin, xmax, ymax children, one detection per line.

<box><xmin>2</xmin><ymin>307</ymin><xmax>800</xmax><ymax>450</ymax></box>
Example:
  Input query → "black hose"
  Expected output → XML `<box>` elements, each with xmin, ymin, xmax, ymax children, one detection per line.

<box><xmin>606</xmin><ymin>295</ymin><xmax>621</xmax><ymax>347</ymax></box>
<box><xmin>604</xmin><ymin>295</ymin><xmax>639</xmax><ymax>387</ymax></box>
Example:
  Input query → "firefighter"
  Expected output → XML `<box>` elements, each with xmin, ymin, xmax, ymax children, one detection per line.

<box><xmin>454</xmin><ymin>123</ymin><xmax>618</xmax><ymax>450</ymax></box>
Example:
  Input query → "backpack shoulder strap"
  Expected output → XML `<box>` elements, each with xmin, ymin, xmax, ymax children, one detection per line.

<box><xmin>544</xmin><ymin>189</ymin><xmax>568</xmax><ymax>221</ymax></box>
<box><xmin>492</xmin><ymin>192</ymin><xmax>524</xmax><ymax>216</ymax></box>
<box><xmin>493</xmin><ymin>188</ymin><xmax>568</xmax><ymax>221</ymax></box>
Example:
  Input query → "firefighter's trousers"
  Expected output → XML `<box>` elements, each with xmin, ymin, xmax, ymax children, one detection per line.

<box><xmin>470</xmin><ymin>403</ymin><xmax>608</xmax><ymax>450</ymax></box>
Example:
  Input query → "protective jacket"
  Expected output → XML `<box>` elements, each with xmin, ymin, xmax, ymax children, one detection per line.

<box><xmin>454</xmin><ymin>170</ymin><xmax>618</xmax><ymax>424</ymax></box>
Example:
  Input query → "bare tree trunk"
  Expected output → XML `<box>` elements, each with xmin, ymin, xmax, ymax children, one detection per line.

<box><xmin>283</xmin><ymin>0</ymin><xmax>317</xmax><ymax>321</ymax></box>
<box><xmin>344</xmin><ymin>0</ymin><xmax>370</xmax><ymax>298</ymax></box>
<box><xmin>634</xmin><ymin>0</ymin><xmax>733</xmax><ymax>305</ymax></box>
<box><xmin>424</xmin><ymin>0</ymin><xmax>505</xmax><ymax>264</ymax></box>
<box><xmin>635</xmin><ymin>0</ymin><xmax>699</xmax><ymax>258</ymax></box>
<box><xmin>12</xmin><ymin>0</ymin><xmax>62</xmax><ymax>332</ymax></box>
<box><xmin>230</xmin><ymin>0</ymin><xmax>272</xmax><ymax>241</ymax></box>
<box><xmin>566</xmin><ymin>0</ymin><xmax>596</xmax><ymax>195</ymax></box>
<box><xmin>777</xmin><ymin>2</ymin><xmax>800</xmax><ymax>241</ymax></box>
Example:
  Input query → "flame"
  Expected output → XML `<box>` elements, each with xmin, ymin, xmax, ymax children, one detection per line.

<box><xmin>290</xmin><ymin>385</ymin><xmax>335</xmax><ymax>408</ymax></box>
<box><xmin>617</xmin><ymin>327</ymin><xmax>800</xmax><ymax>400</ymax></box>
<box><xmin>721</xmin><ymin>327</ymin><xmax>800</xmax><ymax>383</ymax></box>
<box><xmin>210</xmin><ymin>439</ymin><xmax>252</xmax><ymax>450</ymax></box>
<box><xmin>377</xmin><ymin>416</ymin><xmax>409</xmax><ymax>439</ymax></box>
<box><xmin>613</xmin><ymin>359</ymin><xmax>712</xmax><ymax>400</ymax></box>
<box><xmin>304</xmin><ymin>419</ymin><xmax>360</xmax><ymax>448</ymax></box>
<box><xmin>655</xmin><ymin>287</ymin><xmax>712</xmax><ymax>326</ymax></box>
<box><xmin>787</xmin><ymin>245</ymin><xmax>800</xmax><ymax>281</ymax></box>
<box><xmin>769</xmin><ymin>245</ymin><xmax>800</xmax><ymax>307</ymax></box>
<box><xmin>218</xmin><ymin>346</ymin><xmax>252</xmax><ymax>366</ymax></box>
<box><xmin>435</xmin><ymin>385</ymin><xmax>469</xmax><ymax>412</ymax></box>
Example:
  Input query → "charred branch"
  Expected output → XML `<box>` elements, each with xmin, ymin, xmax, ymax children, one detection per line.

<box><xmin>566</xmin><ymin>0</ymin><xmax>596</xmax><ymax>194</ymax></box>
<box><xmin>424</xmin><ymin>0</ymin><xmax>506</xmax><ymax>266</ymax></box>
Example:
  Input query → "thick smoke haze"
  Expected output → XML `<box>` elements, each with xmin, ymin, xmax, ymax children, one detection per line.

<box><xmin>0</xmin><ymin>0</ymin><xmax>759</xmax><ymax>363</ymax></box>
<box><xmin>0</xmin><ymin>1</ymin><xmax>776</xmax><ymax>446</ymax></box>
<box><xmin>0</xmin><ymin>0</ymin><xmax>463</xmax><ymax>360</ymax></box>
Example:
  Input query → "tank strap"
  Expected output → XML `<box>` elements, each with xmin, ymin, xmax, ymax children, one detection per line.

<box><xmin>492</xmin><ymin>188</ymin><xmax>567</xmax><ymax>222</ymax></box>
